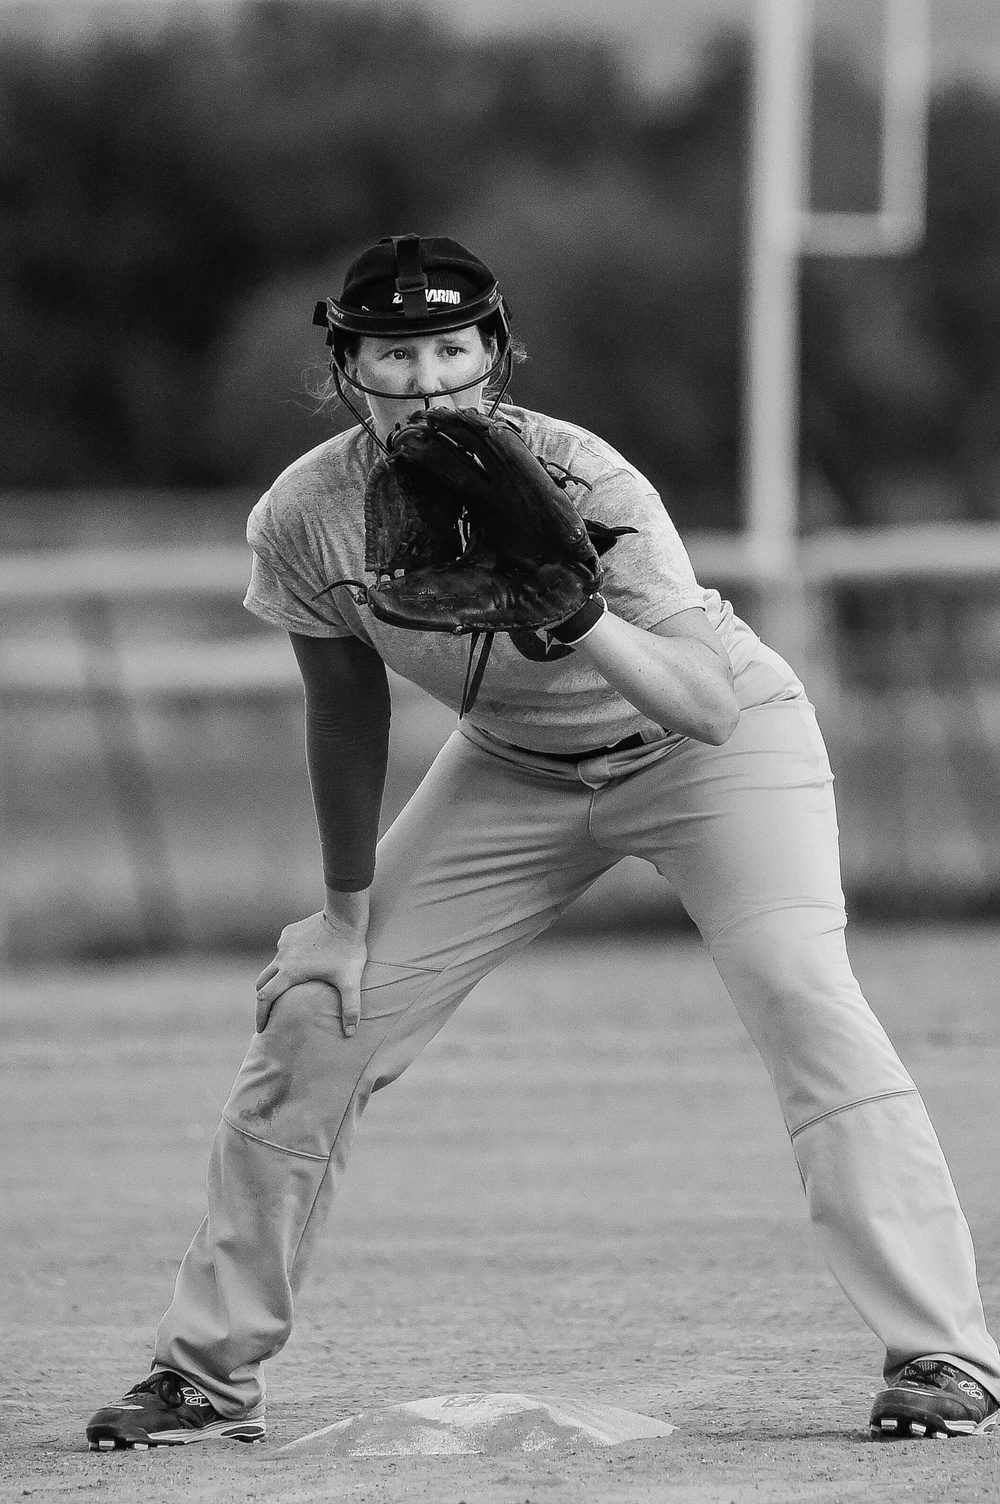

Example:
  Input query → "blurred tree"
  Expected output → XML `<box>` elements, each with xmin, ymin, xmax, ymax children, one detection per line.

<box><xmin>2</xmin><ymin>3</ymin><xmax>1000</xmax><ymax>530</ymax></box>
<box><xmin>204</xmin><ymin>34</ymin><xmax>752</xmax><ymax>528</ymax></box>
<box><xmin>0</xmin><ymin>32</ymin><xmax>258</xmax><ymax>484</ymax></box>
<box><xmin>0</xmin><ymin>2</ymin><xmax>631</xmax><ymax>489</ymax></box>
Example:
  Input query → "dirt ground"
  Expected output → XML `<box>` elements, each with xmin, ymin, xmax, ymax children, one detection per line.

<box><xmin>3</xmin><ymin>926</ymin><xmax>1000</xmax><ymax>1503</ymax></box>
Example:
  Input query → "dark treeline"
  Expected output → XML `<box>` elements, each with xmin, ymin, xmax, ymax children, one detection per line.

<box><xmin>3</xmin><ymin>0</ymin><xmax>1000</xmax><ymax>530</ymax></box>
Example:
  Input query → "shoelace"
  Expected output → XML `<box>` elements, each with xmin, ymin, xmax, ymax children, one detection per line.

<box><xmin>129</xmin><ymin>1371</ymin><xmax>191</xmax><ymax>1409</ymax></box>
<box><xmin>903</xmin><ymin>1363</ymin><xmax>985</xmax><ymax>1400</ymax></box>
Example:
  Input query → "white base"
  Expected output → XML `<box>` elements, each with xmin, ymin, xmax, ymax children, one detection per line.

<box><xmin>271</xmin><ymin>1391</ymin><xmax>676</xmax><ymax>1458</ymax></box>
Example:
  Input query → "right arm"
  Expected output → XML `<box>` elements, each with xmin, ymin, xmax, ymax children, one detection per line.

<box><xmin>254</xmin><ymin>633</ymin><xmax>391</xmax><ymax>1034</ymax></box>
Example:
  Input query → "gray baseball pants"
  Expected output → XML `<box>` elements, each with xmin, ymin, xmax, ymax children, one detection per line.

<box><xmin>154</xmin><ymin>647</ymin><xmax>1000</xmax><ymax>1415</ymax></box>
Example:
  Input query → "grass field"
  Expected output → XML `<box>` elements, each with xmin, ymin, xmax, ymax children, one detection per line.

<box><xmin>3</xmin><ymin>926</ymin><xmax>1000</xmax><ymax>1503</ymax></box>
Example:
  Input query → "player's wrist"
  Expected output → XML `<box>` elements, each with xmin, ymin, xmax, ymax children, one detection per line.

<box><xmin>323</xmin><ymin>886</ymin><xmax>371</xmax><ymax>935</ymax></box>
<box><xmin>549</xmin><ymin>593</ymin><xmax>608</xmax><ymax>647</ymax></box>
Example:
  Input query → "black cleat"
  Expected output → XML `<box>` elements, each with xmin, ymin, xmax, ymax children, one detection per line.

<box><xmin>870</xmin><ymin>1359</ymin><xmax>1000</xmax><ymax>1439</ymax></box>
<box><xmin>86</xmin><ymin>1369</ymin><xmax>266</xmax><ymax>1450</ymax></box>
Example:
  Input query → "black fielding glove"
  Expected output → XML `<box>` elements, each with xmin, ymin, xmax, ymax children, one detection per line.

<box><xmin>315</xmin><ymin>408</ymin><xmax>634</xmax><ymax>710</ymax></box>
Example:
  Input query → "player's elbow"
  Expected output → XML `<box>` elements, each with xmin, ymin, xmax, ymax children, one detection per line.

<box><xmin>662</xmin><ymin>693</ymin><xmax>739</xmax><ymax>746</ymax></box>
<box><xmin>699</xmin><ymin>703</ymin><xmax>741</xmax><ymax>745</ymax></box>
<box><xmin>690</xmin><ymin>687</ymin><xmax>740</xmax><ymax>745</ymax></box>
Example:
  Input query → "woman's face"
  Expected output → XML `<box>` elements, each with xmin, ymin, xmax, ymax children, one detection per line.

<box><xmin>347</xmin><ymin>325</ymin><xmax>494</xmax><ymax>440</ymax></box>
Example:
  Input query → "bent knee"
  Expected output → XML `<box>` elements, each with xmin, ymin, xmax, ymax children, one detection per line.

<box><xmin>711</xmin><ymin>908</ymin><xmax>853</xmax><ymax>1004</ymax></box>
<box><xmin>270</xmin><ymin>979</ymin><xmax>340</xmax><ymax>1013</ymax></box>
<box><xmin>264</xmin><ymin>963</ymin><xmax>434</xmax><ymax>1039</ymax></box>
<box><xmin>750</xmin><ymin>936</ymin><xmax>847</xmax><ymax>1008</ymax></box>
<box><xmin>710</xmin><ymin>910</ymin><xmax>913</xmax><ymax>1121</ymax></box>
<box><xmin>266</xmin><ymin>980</ymin><xmax>344</xmax><ymax>1036</ymax></box>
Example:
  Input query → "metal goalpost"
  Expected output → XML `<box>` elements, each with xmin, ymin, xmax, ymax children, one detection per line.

<box><xmin>744</xmin><ymin>0</ymin><xmax>932</xmax><ymax>666</ymax></box>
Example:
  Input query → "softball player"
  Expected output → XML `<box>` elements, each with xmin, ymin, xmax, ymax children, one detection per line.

<box><xmin>88</xmin><ymin>235</ymin><xmax>1000</xmax><ymax>1449</ymax></box>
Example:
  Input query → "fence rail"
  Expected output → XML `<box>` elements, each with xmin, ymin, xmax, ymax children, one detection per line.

<box><xmin>4</xmin><ymin>521</ymin><xmax>1000</xmax><ymax>962</ymax></box>
<box><xmin>5</xmin><ymin>522</ymin><xmax>1000</xmax><ymax>698</ymax></box>
<box><xmin>6</xmin><ymin>522</ymin><xmax>1000</xmax><ymax>608</ymax></box>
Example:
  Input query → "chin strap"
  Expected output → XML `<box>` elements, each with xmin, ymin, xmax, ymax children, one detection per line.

<box><xmin>485</xmin><ymin>344</ymin><xmax>514</xmax><ymax>416</ymax></box>
<box><xmin>331</xmin><ymin>368</ymin><xmax>392</xmax><ymax>457</ymax></box>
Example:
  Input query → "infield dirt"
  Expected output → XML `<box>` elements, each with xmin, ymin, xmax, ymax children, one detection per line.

<box><xmin>3</xmin><ymin>927</ymin><xmax>999</xmax><ymax>1502</ymax></box>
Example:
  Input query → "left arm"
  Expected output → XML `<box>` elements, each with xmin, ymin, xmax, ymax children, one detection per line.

<box><xmin>571</xmin><ymin>605</ymin><xmax>740</xmax><ymax>745</ymax></box>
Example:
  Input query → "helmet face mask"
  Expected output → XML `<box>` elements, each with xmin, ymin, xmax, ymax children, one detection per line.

<box><xmin>313</xmin><ymin>235</ymin><xmax>514</xmax><ymax>425</ymax></box>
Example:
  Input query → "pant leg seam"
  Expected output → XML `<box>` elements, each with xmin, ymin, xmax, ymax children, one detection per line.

<box><xmin>221</xmin><ymin>1116</ymin><xmax>328</xmax><ymax>1161</ymax></box>
<box><xmin>705</xmin><ymin>897</ymin><xmax>845</xmax><ymax>950</ymax></box>
<box><xmin>788</xmin><ymin>1087</ymin><xmax>919</xmax><ymax>1142</ymax></box>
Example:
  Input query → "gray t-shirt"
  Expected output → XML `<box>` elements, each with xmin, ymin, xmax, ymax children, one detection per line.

<box><xmin>244</xmin><ymin>404</ymin><xmax>761</xmax><ymax>754</ymax></box>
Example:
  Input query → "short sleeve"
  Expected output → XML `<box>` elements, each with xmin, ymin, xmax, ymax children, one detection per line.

<box><xmin>586</xmin><ymin>471</ymin><xmax>706</xmax><ymax>630</ymax></box>
<box><xmin>243</xmin><ymin>496</ymin><xmax>355</xmax><ymax>638</ymax></box>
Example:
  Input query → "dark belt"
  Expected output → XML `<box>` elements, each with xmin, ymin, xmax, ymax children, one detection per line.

<box><xmin>510</xmin><ymin>731</ymin><xmax>648</xmax><ymax>762</ymax></box>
